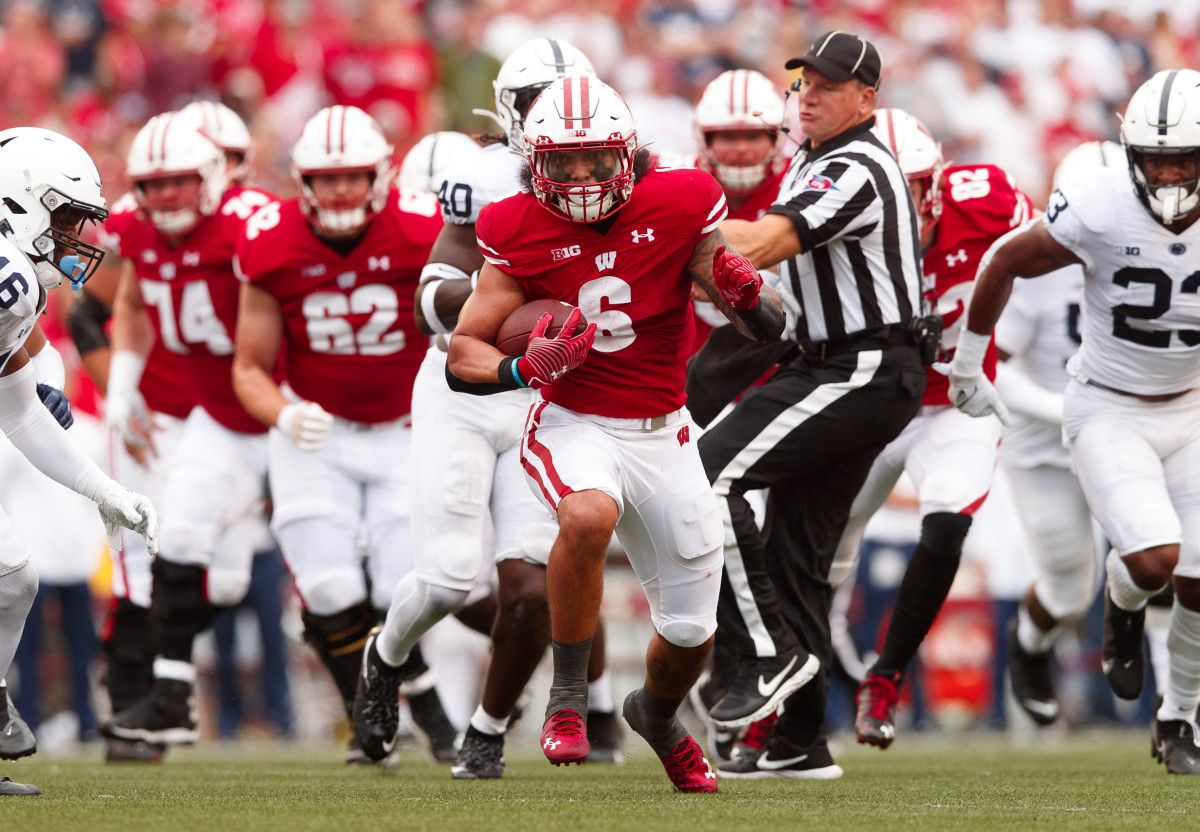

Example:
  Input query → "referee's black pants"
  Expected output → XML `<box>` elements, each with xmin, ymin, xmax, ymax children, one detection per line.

<box><xmin>699</xmin><ymin>342</ymin><xmax>925</xmax><ymax>678</ymax></box>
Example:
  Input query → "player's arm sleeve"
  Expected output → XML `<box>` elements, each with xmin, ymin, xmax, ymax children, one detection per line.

<box><xmin>67</xmin><ymin>289</ymin><xmax>112</xmax><ymax>356</ymax></box>
<box><xmin>766</xmin><ymin>158</ymin><xmax>880</xmax><ymax>251</ymax></box>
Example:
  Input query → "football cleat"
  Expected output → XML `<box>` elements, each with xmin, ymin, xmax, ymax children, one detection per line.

<box><xmin>407</xmin><ymin>686</ymin><xmax>459</xmax><ymax>763</ymax></box>
<box><xmin>659</xmin><ymin>736</ymin><xmax>719</xmax><ymax>793</ymax></box>
<box><xmin>1006</xmin><ymin>617</ymin><xmax>1060</xmax><ymax>726</ymax></box>
<box><xmin>0</xmin><ymin>690</ymin><xmax>37</xmax><ymax>760</ymax></box>
<box><xmin>344</xmin><ymin>735</ymin><xmax>399</xmax><ymax>767</ymax></box>
<box><xmin>854</xmin><ymin>670</ymin><xmax>902</xmax><ymax>749</ymax></box>
<box><xmin>103</xmin><ymin>737</ymin><xmax>165</xmax><ymax>764</ymax></box>
<box><xmin>101</xmin><ymin>679</ymin><xmax>198</xmax><ymax>745</ymax></box>
<box><xmin>0</xmin><ymin>776</ymin><xmax>40</xmax><ymax>796</ymax></box>
<box><xmin>708</xmin><ymin>650</ymin><xmax>819</xmax><ymax>729</ymax></box>
<box><xmin>540</xmin><ymin>709</ymin><xmax>589</xmax><ymax>766</ymax></box>
<box><xmin>718</xmin><ymin>734</ymin><xmax>843</xmax><ymax>780</ymax></box>
<box><xmin>585</xmin><ymin>710</ymin><xmax>624</xmax><ymax>764</ymax></box>
<box><xmin>352</xmin><ymin>629</ymin><xmax>406</xmax><ymax>762</ymax></box>
<box><xmin>451</xmin><ymin>726</ymin><xmax>505</xmax><ymax>780</ymax></box>
<box><xmin>1101</xmin><ymin>592</ymin><xmax>1146</xmax><ymax>700</ymax></box>
<box><xmin>733</xmin><ymin>711</ymin><xmax>778</xmax><ymax>759</ymax></box>
<box><xmin>1152</xmin><ymin>719</ymin><xmax>1200</xmax><ymax>775</ymax></box>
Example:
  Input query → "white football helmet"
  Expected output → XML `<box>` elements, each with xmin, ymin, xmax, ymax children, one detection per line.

<box><xmin>486</xmin><ymin>38</ymin><xmax>596</xmax><ymax>148</ymax></box>
<box><xmin>694</xmin><ymin>69</ymin><xmax>786</xmax><ymax>194</ymax></box>
<box><xmin>127</xmin><ymin>112</ymin><xmax>227</xmax><ymax>237</ymax></box>
<box><xmin>1120</xmin><ymin>68</ymin><xmax>1200</xmax><ymax>225</ymax></box>
<box><xmin>0</xmin><ymin>127</ymin><xmax>109</xmax><ymax>289</ymax></box>
<box><xmin>1053</xmin><ymin>140</ymin><xmax>1123</xmax><ymax>190</ymax></box>
<box><xmin>872</xmin><ymin>107</ymin><xmax>945</xmax><ymax>245</ymax></box>
<box><xmin>398</xmin><ymin>131</ymin><xmax>480</xmax><ymax>194</ymax></box>
<box><xmin>292</xmin><ymin>105</ymin><xmax>394</xmax><ymax>236</ymax></box>
<box><xmin>523</xmin><ymin>75</ymin><xmax>638</xmax><ymax>223</ymax></box>
<box><xmin>177</xmin><ymin>100</ymin><xmax>252</xmax><ymax>181</ymax></box>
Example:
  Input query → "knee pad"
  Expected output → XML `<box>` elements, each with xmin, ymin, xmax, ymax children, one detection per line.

<box><xmin>920</xmin><ymin>512</ymin><xmax>972</xmax><ymax>560</ymax></box>
<box><xmin>151</xmin><ymin>558</ymin><xmax>211</xmax><ymax>622</ymax></box>
<box><xmin>0</xmin><ymin>560</ymin><xmax>37</xmax><ymax>622</ymax></box>
<box><xmin>417</xmin><ymin>581</ymin><xmax>472</xmax><ymax>618</ymax></box>
<box><xmin>298</xmin><ymin>567</ymin><xmax>368</xmax><ymax>617</ymax></box>
<box><xmin>206</xmin><ymin>566</ymin><xmax>252</xmax><ymax>607</ymax></box>
<box><xmin>657</xmin><ymin>616</ymin><xmax>715</xmax><ymax>649</ymax></box>
<box><xmin>103</xmin><ymin>598</ymin><xmax>157</xmax><ymax>663</ymax></box>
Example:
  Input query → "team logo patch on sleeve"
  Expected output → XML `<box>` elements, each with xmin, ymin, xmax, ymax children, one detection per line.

<box><xmin>802</xmin><ymin>174</ymin><xmax>838</xmax><ymax>192</ymax></box>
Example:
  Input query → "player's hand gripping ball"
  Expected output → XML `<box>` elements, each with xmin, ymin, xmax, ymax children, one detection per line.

<box><xmin>497</xmin><ymin>302</ymin><xmax>595</xmax><ymax>389</ymax></box>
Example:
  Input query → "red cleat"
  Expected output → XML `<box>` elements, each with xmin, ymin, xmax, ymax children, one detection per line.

<box><xmin>660</xmin><ymin>736</ymin><xmax>719</xmax><ymax>793</ymax></box>
<box><xmin>541</xmin><ymin>709</ymin><xmax>590</xmax><ymax>765</ymax></box>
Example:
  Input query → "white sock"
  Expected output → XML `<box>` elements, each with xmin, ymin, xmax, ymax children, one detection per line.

<box><xmin>1146</xmin><ymin>604</ymin><xmax>1172</xmax><ymax>695</ymax></box>
<box><xmin>1106</xmin><ymin>550</ymin><xmax>1159</xmax><ymax>611</ymax></box>
<box><xmin>153</xmin><ymin>658</ymin><xmax>196</xmax><ymax>684</ymax></box>
<box><xmin>376</xmin><ymin>574</ymin><xmax>470</xmax><ymax>667</ymax></box>
<box><xmin>1158</xmin><ymin>604</ymin><xmax>1200</xmax><ymax>724</ymax></box>
<box><xmin>1016</xmin><ymin>605</ymin><xmax>1056</xmax><ymax>655</ymax></box>
<box><xmin>588</xmin><ymin>670</ymin><xmax>615</xmax><ymax>713</ymax></box>
<box><xmin>0</xmin><ymin>560</ymin><xmax>37</xmax><ymax>680</ymax></box>
<box><xmin>469</xmin><ymin>705</ymin><xmax>509</xmax><ymax>736</ymax></box>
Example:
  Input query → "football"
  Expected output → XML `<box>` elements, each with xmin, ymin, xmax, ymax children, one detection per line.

<box><xmin>495</xmin><ymin>299</ymin><xmax>588</xmax><ymax>356</ymax></box>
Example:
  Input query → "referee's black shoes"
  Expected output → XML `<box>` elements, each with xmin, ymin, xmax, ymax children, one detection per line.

<box><xmin>708</xmin><ymin>651</ymin><xmax>819</xmax><ymax>729</ymax></box>
<box><xmin>717</xmin><ymin>734</ymin><xmax>843</xmax><ymax>780</ymax></box>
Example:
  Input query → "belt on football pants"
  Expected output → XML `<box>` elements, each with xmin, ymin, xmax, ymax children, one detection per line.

<box><xmin>584</xmin><ymin>408</ymin><xmax>685</xmax><ymax>432</ymax></box>
<box><xmin>1084</xmin><ymin>378</ymin><xmax>1192</xmax><ymax>403</ymax></box>
<box><xmin>798</xmin><ymin>323</ymin><xmax>912</xmax><ymax>366</ymax></box>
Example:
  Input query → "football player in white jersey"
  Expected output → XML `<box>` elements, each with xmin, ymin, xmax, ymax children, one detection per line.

<box><xmin>993</xmin><ymin>141</ymin><xmax>1123</xmax><ymax>725</ymax></box>
<box><xmin>0</xmin><ymin>127</ymin><xmax>159</xmax><ymax>795</ymax></box>
<box><xmin>947</xmin><ymin>69</ymin><xmax>1200</xmax><ymax>774</ymax></box>
<box><xmin>355</xmin><ymin>38</ymin><xmax>620</xmax><ymax>778</ymax></box>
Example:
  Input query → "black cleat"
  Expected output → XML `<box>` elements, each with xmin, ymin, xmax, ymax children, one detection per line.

<box><xmin>585</xmin><ymin>710</ymin><xmax>624</xmax><ymax>763</ymax></box>
<box><xmin>708</xmin><ymin>651</ymin><xmax>819</xmax><ymax>729</ymax></box>
<box><xmin>104</xmin><ymin>737</ymin><xmax>165</xmax><ymax>763</ymax></box>
<box><xmin>352</xmin><ymin>628</ymin><xmax>406</xmax><ymax>762</ymax></box>
<box><xmin>1007</xmin><ymin>617</ymin><xmax>1060</xmax><ymax>726</ymax></box>
<box><xmin>0</xmin><ymin>690</ymin><xmax>36</xmax><ymax>760</ymax></box>
<box><xmin>1102</xmin><ymin>592</ymin><xmax>1146</xmax><ymax>700</ymax></box>
<box><xmin>0</xmin><ymin>776</ymin><xmax>40</xmax><ymax>796</ymax></box>
<box><xmin>854</xmin><ymin>670</ymin><xmax>902</xmax><ymax>749</ymax></box>
<box><xmin>101</xmin><ymin>679</ymin><xmax>198</xmax><ymax>745</ymax></box>
<box><xmin>717</xmin><ymin>734</ymin><xmax>843</xmax><ymax>780</ymax></box>
<box><xmin>1152</xmin><ymin>719</ymin><xmax>1200</xmax><ymax>775</ymax></box>
<box><xmin>451</xmin><ymin>726</ymin><xmax>504</xmax><ymax>779</ymax></box>
<box><xmin>406</xmin><ymin>686</ymin><xmax>459</xmax><ymax>763</ymax></box>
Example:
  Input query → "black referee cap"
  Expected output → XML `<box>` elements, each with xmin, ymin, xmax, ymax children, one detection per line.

<box><xmin>786</xmin><ymin>31</ymin><xmax>882</xmax><ymax>89</ymax></box>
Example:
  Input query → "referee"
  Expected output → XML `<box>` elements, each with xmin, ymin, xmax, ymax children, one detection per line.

<box><xmin>698</xmin><ymin>32</ymin><xmax>925</xmax><ymax>778</ymax></box>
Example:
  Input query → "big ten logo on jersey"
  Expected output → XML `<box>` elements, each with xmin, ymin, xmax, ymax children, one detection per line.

<box><xmin>552</xmin><ymin>245</ymin><xmax>581</xmax><ymax>262</ymax></box>
<box><xmin>303</xmin><ymin>284</ymin><xmax>407</xmax><ymax>356</ymax></box>
<box><xmin>141</xmin><ymin>279</ymin><xmax>233</xmax><ymax>356</ymax></box>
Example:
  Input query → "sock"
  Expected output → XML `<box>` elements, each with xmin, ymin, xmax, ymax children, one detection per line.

<box><xmin>588</xmin><ymin>670</ymin><xmax>614</xmax><ymax>713</ymax></box>
<box><xmin>1017</xmin><ymin>605</ymin><xmax>1056</xmax><ymax>655</ymax></box>
<box><xmin>1146</xmin><ymin>603</ymin><xmax>1172</xmax><ymax>694</ymax></box>
<box><xmin>873</xmin><ymin>536</ymin><xmax>963</xmax><ymax>675</ymax></box>
<box><xmin>470</xmin><ymin>705</ymin><xmax>509</xmax><ymax>736</ymax></box>
<box><xmin>1158</xmin><ymin>604</ymin><xmax>1200</xmax><ymax>724</ymax></box>
<box><xmin>622</xmin><ymin>687</ymin><xmax>686</xmax><ymax>757</ymax></box>
<box><xmin>545</xmin><ymin>637</ymin><xmax>592</xmax><ymax>719</ymax></box>
<box><xmin>1107</xmin><ymin>550</ymin><xmax>1160</xmax><ymax>611</ymax></box>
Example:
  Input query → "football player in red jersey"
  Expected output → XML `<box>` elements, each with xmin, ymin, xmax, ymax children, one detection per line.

<box><xmin>99</xmin><ymin>112</ymin><xmax>279</xmax><ymax>746</ymax></box>
<box><xmin>830</xmin><ymin>109</ymin><xmax>1031</xmax><ymax>749</ymax></box>
<box><xmin>358</xmin><ymin>75</ymin><xmax>785</xmax><ymax>794</ymax></box>
<box><xmin>689</xmin><ymin>69</ymin><xmax>790</xmax><ymax>355</ymax></box>
<box><xmin>234</xmin><ymin>105</ymin><xmax>459</xmax><ymax>762</ymax></box>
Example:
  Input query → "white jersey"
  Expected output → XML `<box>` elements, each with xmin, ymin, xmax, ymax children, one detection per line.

<box><xmin>1045</xmin><ymin>164</ymin><xmax>1200</xmax><ymax>395</ymax></box>
<box><xmin>0</xmin><ymin>235</ymin><xmax>43</xmax><ymax>373</ymax></box>
<box><xmin>995</xmin><ymin>264</ymin><xmax>1084</xmax><ymax>468</ymax></box>
<box><xmin>437</xmin><ymin>141</ymin><xmax>524</xmax><ymax>226</ymax></box>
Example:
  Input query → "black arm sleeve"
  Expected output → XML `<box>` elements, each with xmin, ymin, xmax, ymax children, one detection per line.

<box><xmin>66</xmin><ymin>290</ymin><xmax>112</xmax><ymax>355</ymax></box>
<box><xmin>736</xmin><ymin>299</ymin><xmax>786</xmax><ymax>343</ymax></box>
<box><xmin>444</xmin><ymin>356</ymin><xmax>525</xmax><ymax>396</ymax></box>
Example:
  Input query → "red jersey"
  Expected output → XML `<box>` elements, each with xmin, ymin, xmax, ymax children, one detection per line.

<box><xmin>101</xmin><ymin>186</ymin><xmax>278</xmax><ymax>433</ymax></box>
<box><xmin>235</xmin><ymin>188</ymin><xmax>441</xmax><ymax>423</ymax></box>
<box><xmin>923</xmin><ymin>164</ymin><xmax>1033</xmax><ymax>406</ymax></box>
<box><xmin>689</xmin><ymin>165</ymin><xmax>788</xmax><ymax>354</ymax></box>
<box><xmin>476</xmin><ymin>167</ymin><xmax>728</xmax><ymax>418</ymax></box>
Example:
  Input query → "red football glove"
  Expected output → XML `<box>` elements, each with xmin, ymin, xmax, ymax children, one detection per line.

<box><xmin>712</xmin><ymin>244</ymin><xmax>763</xmax><ymax>311</ymax></box>
<box><xmin>516</xmin><ymin>309</ymin><xmax>596</xmax><ymax>389</ymax></box>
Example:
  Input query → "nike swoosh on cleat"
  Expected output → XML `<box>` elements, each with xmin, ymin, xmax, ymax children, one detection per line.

<box><xmin>757</xmin><ymin>752</ymin><xmax>808</xmax><ymax>770</ymax></box>
<box><xmin>757</xmin><ymin>656</ymin><xmax>799</xmax><ymax>698</ymax></box>
<box><xmin>381</xmin><ymin>738</ymin><xmax>396</xmax><ymax>754</ymax></box>
<box><xmin>1022</xmin><ymin>700</ymin><xmax>1059</xmax><ymax>719</ymax></box>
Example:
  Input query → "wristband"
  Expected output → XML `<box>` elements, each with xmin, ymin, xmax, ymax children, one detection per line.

<box><xmin>499</xmin><ymin>357</ymin><xmax>527</xmax><ymax>390</ymax></box>
<box><xmin>950</xmin><ymin>329</ymin><xmax>990</xmax><ymax>375</ymax></box>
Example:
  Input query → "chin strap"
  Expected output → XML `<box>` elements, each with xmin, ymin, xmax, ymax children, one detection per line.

<box><xmin>472</xmin><ymin>108</ymin><xmax>508</xmax><ymax>136</ymax></box>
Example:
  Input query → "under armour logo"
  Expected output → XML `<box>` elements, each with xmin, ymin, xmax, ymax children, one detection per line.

<box><xmin>336</xmin><ymin>271</ymin><xmax>357</xmax><ymax>290</ymax></box>
<box><xmin>368</xmin><ymin>255</ymin><xmax>390</xmax><ymax>271</ymax></box>
<box><xmin>595</xmin><ymin>251</ymin><xmax>617</xmax><ymax>271</ymax></box>
<box><xmin>182</xmin><ymin>251</ymin><xmax>201</xmax><ymax>267</ymax></box>
<box><xmin>677</xmin><ymin>425</ymin><xmax>690</xmax><ymax>446</ymax></box>
<box><xmin>544</xmin><ymin>738</ymin><xmax>561</xmax><ymax>750</ymax></box>
<box><xmin>631</xmin><ymin>229</ymin><xmax>655</xmax><ymax>244</ymax></box>
<box><xmin>945</xmin><ymin>248</ymin><xmax>968</xmax><ymax>267</ymax></box>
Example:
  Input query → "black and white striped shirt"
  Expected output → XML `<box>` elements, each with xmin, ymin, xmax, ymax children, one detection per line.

<box><xmin>768</xmin><ymin>117</ymin><xmax>922</xmax><ymax>343</ymax></box>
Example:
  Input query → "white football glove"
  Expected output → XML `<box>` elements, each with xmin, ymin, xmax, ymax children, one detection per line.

<box><xmin>934</xmin><ymin>328</ymin><xmax>1011</xmax><ymax>425</ymax></box>
<box><xmin>277</xmin><ymin>401</ymin><xmax>334</xmax><ymax>451</ymax></box>
<box><xmin>95</xmin><ymin>482</ymin><xmax>159</xmax><ymax>555</ymax></box>
<box><xmin>105</xmin><ymin>351</ymin><xmax>157</xmax><ymax>453</ymax></box>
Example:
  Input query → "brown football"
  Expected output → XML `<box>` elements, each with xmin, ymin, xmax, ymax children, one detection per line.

<box><xmin>496</xmin><ymin>299</ymin><xmax>588</xmax><ymax>357</ymax></box>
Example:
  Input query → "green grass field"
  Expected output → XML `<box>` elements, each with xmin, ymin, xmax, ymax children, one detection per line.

<box><xmin>5</xmin><ymin>733</ymin><xmax>1199</xmax><ymax>832</ymax></box>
